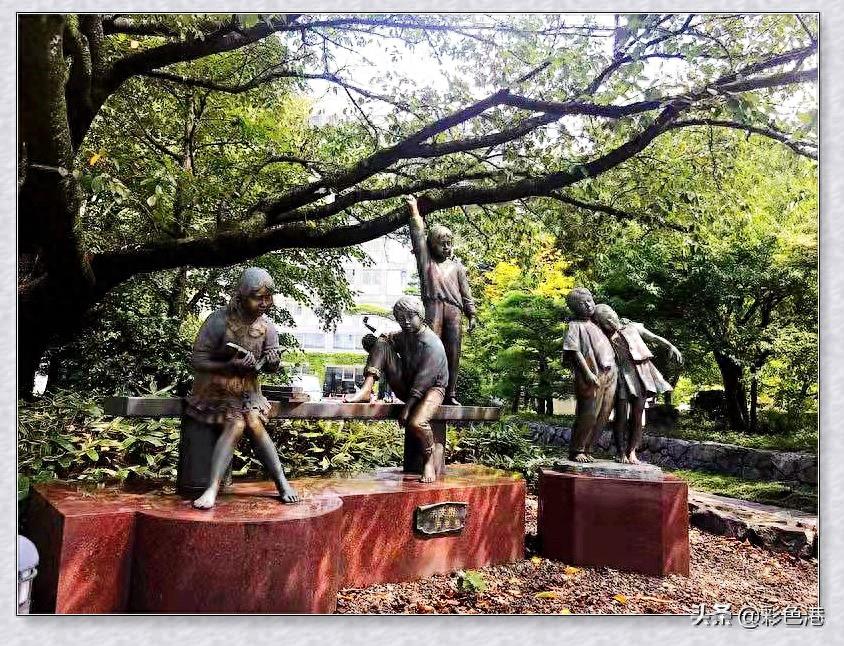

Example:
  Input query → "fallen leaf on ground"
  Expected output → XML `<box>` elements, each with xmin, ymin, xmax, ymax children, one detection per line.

<box><xmin>535</xmin><ymin>591</ymin><xmax>559</xmax><ymax>600</ymax></box>
<box><xmin>613</xmin><ymin>594</ymin><xmax>628</xmax><ymax>604</ymax></box>
<box><xmin>564</xmin><ymin>566</ymin><xmax>582</xmax><ymax>576</ymax></box>
<box><xmin>531</xmin><ymin>556</ymin><xmax>542</xmax><ymax>566</ymax></box>
<box><xmin>560</xmin><ymin>608</ymin><xmax>572</xmax><ymax>614</ymax></box>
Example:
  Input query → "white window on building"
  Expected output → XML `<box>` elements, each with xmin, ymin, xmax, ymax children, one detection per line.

<box><xmin>333</xmin><ymin>333</ymin><xmax>361</xmax><ymax>350</ymax></box>
<box><xmin>358</xmin><ymin>269</ymin><xmax>382</xmax><ymax>290</ymax></box>
<box><xmin>295</xmin><ymin>332</ymin><xmax>327</xmax><ymax>349</ymax></box>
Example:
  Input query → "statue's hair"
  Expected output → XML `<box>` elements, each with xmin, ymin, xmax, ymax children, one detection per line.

<box><xmin>392</xmin><ymin>296</ymin><xmax>426</xmax><ymax>320</ymax></box>
<box><xmin>592</xmin><ymin>303</ymin><xmax>620</xmax><ymax>326</ymax></box>
<box><xmin>565</xmin><ymin>287</ymin><xmax>593</xmax><ymax>312</ymax></box>
<box><xmin>237</xmin><ymin>267</ymin><xmax>275</xmax><ymax>295</ymax></box>
<box><xmin>427</xmin><ymin>223</ymin><xmax>453</xmax><ymax>247</ymax></box>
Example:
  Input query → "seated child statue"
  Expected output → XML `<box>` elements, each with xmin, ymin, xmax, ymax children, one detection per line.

<box><xmin>592</xmin><ymin>304</ymin><xmax>683</xmax><ymax>464</ymax></box>
<box><xmin>186</xmin><ymin>267</ymin><xmax>299</xmax><ymax>509</ymax></box>
<box><xmin>346</xmin><ymin>296</ymin><xmax>449</xmax><ymax>482</ymax></box>
<box><xmin>563</xmin><ymin>288</ymin><xmax>618</xmax><ymax>463</ymax></box>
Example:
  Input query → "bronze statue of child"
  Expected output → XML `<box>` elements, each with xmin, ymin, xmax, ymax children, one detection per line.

<box><xmin>406</xmin><ymin>196</ymin><xmax>476</xmax><ymax>405</ymax></box>
<box><xmin>187</xmin><ymin>267</ymin><xmax>299</xmax><ymax>509</ymax></box>
<box><xmin>592</xmin><ymin>304</ymin><xmax>682</xmax><ymax>464</ymax></box>
<box><xmin>346</xmin><ymin>296</ymin><xmax>449</xmax><ymax>482</ymax></box>
<box><xmin>563</xmin><ymin>288</ymin><xmax>618</xmax><ymax>463</ymax></box>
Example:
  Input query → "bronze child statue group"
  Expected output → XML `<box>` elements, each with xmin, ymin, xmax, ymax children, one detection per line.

<box><xmin>564</xmin><ymin>287</ymin><xmax>682</xmax><ymax>464</ymax></box>
<box><xmin>183</xmin><ymin>197</ymin><xmax>681</xmax><ymax>510</ymax></box>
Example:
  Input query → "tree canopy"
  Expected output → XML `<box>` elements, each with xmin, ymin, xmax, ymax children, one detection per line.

<box><xmin>18</xmin><ymin>13</ymin><xmax>817</xmax><ymax>396</ymax></box>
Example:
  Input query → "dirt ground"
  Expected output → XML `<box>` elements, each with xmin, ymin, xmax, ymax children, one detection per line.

<box><xmin>336</xmin><ymin>495</ymin><xmax>819</xmax><ymax>615</ymax></box>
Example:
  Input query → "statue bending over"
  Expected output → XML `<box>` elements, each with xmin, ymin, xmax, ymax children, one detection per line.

<box><xmin>187</xmin><ymin>267</ymin><xmax>299</xmax><ymax>509</ymax></box>
<box><xmin>406</xmin><ymin>196</ymin><xmax>476</xmax><ymax>405</ymax></box>
<box><xmin>346</xmin><ymin>296</ymin><xmax>449</xmax><ymax>482</ymax></box>
<box><xmin>593</xmin><ymin>304</ymin><xmax>682</xmax><ymax>464</ymax></box>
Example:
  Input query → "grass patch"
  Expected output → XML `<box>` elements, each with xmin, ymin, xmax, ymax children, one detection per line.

<box><xmin>670</xmin><ymin>468</ymin><xmax>817</xmax><ymax>514</ymax></box>
<box><xmin>507</xmin><ymin>412</ymin><xmax>817</xmax><ymax>454</ymax></box>
<box><xmin>660</xmin><ymin>416</ymin><xmax>817</xmax><ymax>454</ymax></box>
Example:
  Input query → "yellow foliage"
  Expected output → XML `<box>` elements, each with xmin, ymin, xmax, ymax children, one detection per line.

<box><xmin>533</xmin><ymin>247</ymin><xmax>575</xmax><ymax>299</ymax></box>
<box><xmin>484</xmin><ymin>261</ymin><xmax>523</xmax><ymax>302</ymax></box>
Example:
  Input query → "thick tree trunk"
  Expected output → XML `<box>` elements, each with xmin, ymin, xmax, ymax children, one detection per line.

<box><xmin>18</xmin><ymin>278</ymin><xmax>96</xmax><ymax>397</ymax></box>
<box><xmin>714</xmin><ymin>352</ymin><xmax>749</xmax><ymax>431</ymax></box>
<box><xmin>749</xmin><ymin>367</ymin><xmax>759</xmax><ymax>432</ymax></box>
<box><xmin>510</xmin><ymin>386</ymin><xmax>520</xmax><ymax>413</ymax></box>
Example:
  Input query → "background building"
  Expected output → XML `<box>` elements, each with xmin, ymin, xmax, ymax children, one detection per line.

<box><xmin>277</xmin><ymin>237</ymin><xmax>416</xmax><ymax>354</ymax></box>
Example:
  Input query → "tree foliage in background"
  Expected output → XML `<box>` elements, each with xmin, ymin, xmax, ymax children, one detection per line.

<box><xmin>19</xmin><ymin>12</ymin><xmax>817</xmax><ymax>395</ymax></box>
<box><xmin>460</xmin><ymin>238</ymin><xmax>576</xmax><ymax>413</ymax></box>
<box><xmin>593</xmin><ymin>134</ymin><xmax>817</xmax><ymax>431</ymax></box>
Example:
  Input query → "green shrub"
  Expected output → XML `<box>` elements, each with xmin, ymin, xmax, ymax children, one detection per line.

<box><xmin>448</xmin><ymin>421</ymin><xmax>563</xmax><ymax>488</ymax></box>
<box><xmin>19</xmin><ymin>389</ymin><xmax>568</xmax><ymax>500</ymax></box>
<box><xmin>266</xmin><ymin>418</ymin><xmax>404</xmax><ymax>477</ymax></box>
<box><xmin>18</xmin><ymin>389</ymin><xmax>181</xmax><ymax>499</ymax></box>
<box><xmin>455</xmin><ymin>569</ymin><xmax>487</xmax><ymax>594</ymax></box>
<box><xmin>17</xmin><ymin>388</ymin><xmax>405</xmax><ymax>499</ymax></box>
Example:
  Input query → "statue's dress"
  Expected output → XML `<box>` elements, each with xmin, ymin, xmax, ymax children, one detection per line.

<box><xmin>609</xmin><ymin>321</ymin><xmax>672</xmax><ymax>402</ymax></box>
<box><xmin>185</xmin><ymin>305</ymin><xmax>277</xmax><ymax>424</ymax></box>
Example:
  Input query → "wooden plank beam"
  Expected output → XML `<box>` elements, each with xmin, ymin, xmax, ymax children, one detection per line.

<box><xmin>102</xmin><ymin>397</ymin><xmax>501</xmax><ymax>422</ymax></box>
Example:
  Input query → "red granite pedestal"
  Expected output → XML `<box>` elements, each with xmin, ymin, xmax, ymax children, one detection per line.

<box><xmin>537</xmin><ymin>468</ymin><xmax>689</xmax><ymax>576</ymax></box>
<box><xmin>28</xmin><ymin>464</ymin><xmax>525</xmax><ymax>613</ymax></box>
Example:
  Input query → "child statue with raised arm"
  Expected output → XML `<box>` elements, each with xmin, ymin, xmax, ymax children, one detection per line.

<box><xmin>406</xmin><ymin>196</ymin><xmax>476</xmax><ymax>405</ymax></box>
<box><xmin>186</xmin><ymin>267</ymin><xmax>299</xmax><ymax>509</ymax></box>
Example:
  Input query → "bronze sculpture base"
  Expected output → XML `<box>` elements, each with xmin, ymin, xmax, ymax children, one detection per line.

<box><xmin>28</xmin><ymin>465</ymin><xmax>524</xmax><ymax>613</ymax></box>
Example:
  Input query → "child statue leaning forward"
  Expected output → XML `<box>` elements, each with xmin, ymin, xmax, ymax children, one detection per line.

<box><xmin>346</xmin><ymin>296</ymin><xmax>449</xmax><ymax>483</ymax></box>
<box><xmin>186</xmin><ymin>267</ymin><xmax>299</xmax><ymax>509</ymax></box>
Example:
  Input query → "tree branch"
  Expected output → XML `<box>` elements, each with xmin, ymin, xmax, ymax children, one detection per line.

<box><xmin>104</xmin><ymin>14</ymin><xmax>304</xmax><ymax>93</ymax></box>
<box><xmin>549</xmin><ymin>193</ymin><xmax>689</xmax><ymax>232</ymax></box>
<box><xmin>90</xmin><ymin>207</ymin><xmax>410</xmax><ymax>288</ymax></box>
<box><xmin>257</xmin><ymin>88</ymin><xmax>514</xmax><ymax>219</ymax></box>
<box><xmin>667</xmin><ymin>119</ymin><xmax>817</xmax><ymax>160</ymax></box>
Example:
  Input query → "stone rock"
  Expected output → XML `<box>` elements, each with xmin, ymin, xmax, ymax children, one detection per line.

<box><xmin>688</xmin><ymin>491</ymin><xmax>816</xmax><ymax>559</ymax></box>
<box><xmin>550</xmin><ymin>458</ymin><xmax>664</xmax><ymax>481</ymax></box>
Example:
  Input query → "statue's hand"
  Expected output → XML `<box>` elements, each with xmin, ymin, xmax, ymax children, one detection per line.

<box><xmin>586</xmin><ymin>371</ymin><xmax>600</xmax><ymax>387</ymax></box>
<box><xmin>397</xmin><ymin>407</ymin><xmax>410</xmax><ymax>427</ymax></box>
<box><xmin>669</xmin><ymin>346</ymin><xmax>683</xmax><ymax>365</ymax></box>
<box><xmin>403</xmin><ymin>194</ymin><xmax>420</xmax><ymax>216</ymax></box>
<box><xmin>231</xmin><ymin>351</ymin><xmax>257</xmax><ymax>371</ymax></box>
<box><xmin>467</xmin><ymin>317</ymin><xmax>477</xmax><ymax>333</ymax></box>
<box><xmin>263</xmin><ymin>348</ymin><xmax>281</xmax><ymax>367</ymax></box>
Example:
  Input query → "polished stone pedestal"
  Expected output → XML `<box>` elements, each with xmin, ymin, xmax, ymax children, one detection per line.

<box><xmin>28</xmin><ymin>465</ymin><xmax>524</xmax><ymax>613</ymax></box>
<box><xmin>537</xmin><ymin>466</ymin><xmax>689</xmax><ymax>576</ymax></box>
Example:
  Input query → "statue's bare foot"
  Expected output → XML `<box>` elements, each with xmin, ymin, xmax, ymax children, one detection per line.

<box><xmin>280</xmin><ymin>485</ymin><xmax>300</xmax><ymax>504</ymax></box>
<box><xmin>344</xmin><ymin>389</ymin><xmax>371</xmax><ymax>403</ymax></box>
<box><xmin>443</xmin><ymin>396</ymin><xmax>461</xmax><ymax>406</ymax></box>
<box><xmin>572</xmin><ymin>452</ymin><xmax>589</xmax><ymax>463</ymax></box>
<box><xmin>585</xmin><ymin>454</ymin><xmax>596</xmax><ymax>462</ymax></box>
<box><xmin>192</xmin><ymin>488</ymin><xmax>218</xmax><ymax>509</ymax></box>
<box><xmin>420</xmin><ymin>451</ymin><xmax>438</xmax><ymax>483</ymax></box>
<box><xmin>627</xmin><ymin>451</ymin><xmax>640</xmax><ymax>465</ymax></box>
<box><xmin>619</xmin><ymin>455</ymin><xmax>631</xmax><ymax>464</ymax></box>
